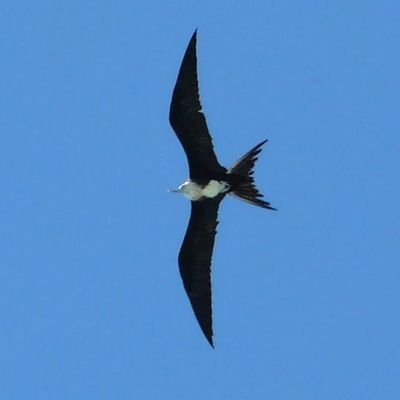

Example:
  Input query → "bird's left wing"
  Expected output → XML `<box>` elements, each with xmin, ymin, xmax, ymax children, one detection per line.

<box><xmin>169</xmin><ymin>30</ymin><xmax>226</xmax><ymax>180</ymax></box>
<box><xmin>178</xmin><ymin>196</ymin><xmax>224</xmax><ymax>347</ymax></box>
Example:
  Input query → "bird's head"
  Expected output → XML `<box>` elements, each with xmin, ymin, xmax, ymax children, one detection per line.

<box><xmin>168</xmin><ymin>182</ymin><xmax>186</xmax><ymax>194</ymax></box>
<box><xmin>168</xmin><ymin>180</ymin><xmax>201</xmax><ymax>200</ymax></box>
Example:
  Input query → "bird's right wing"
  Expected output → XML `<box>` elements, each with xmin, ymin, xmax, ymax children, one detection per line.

<box><xmin>169</xmin><ymin>30</ymin><xmax>226</xmax><ymax>180</ymax></box>
<box><xmin>178</xmin><ymin>196</ymin><xmax>224</xmax><ymax>347</ymax></box>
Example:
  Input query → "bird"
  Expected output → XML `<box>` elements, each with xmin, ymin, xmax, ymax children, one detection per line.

<box><xmin>169</xmin><ymin>30</ymin><xmax>275</xmax><ymax>347</ymax></box>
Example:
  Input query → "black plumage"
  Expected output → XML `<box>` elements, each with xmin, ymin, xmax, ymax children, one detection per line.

<box><xmin>169</xmin><ymin>30</ymin><xmax>275</xmax><ymax>347</ymax></box>
<box><xmin>178</xmin><ymin>196</ymin><xmax>223</xmax><ymax>347</ymax></box>
<box><xmin>169</xmin><ymin>30</ymin><xmax>226</xmax><ymax>183</ymax></box>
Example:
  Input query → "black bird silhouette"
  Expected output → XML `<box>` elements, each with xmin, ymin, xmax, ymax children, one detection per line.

<box><xmin>169</xmin><ymin>30</ymin><xmax>275</xmax><ymax>347</ymax></box>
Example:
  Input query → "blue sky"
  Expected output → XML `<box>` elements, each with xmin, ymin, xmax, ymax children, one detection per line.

<box><xmin>1</xmin><ymin>1</ymin><xmax>399</xmax><ymax>398</ymax></box>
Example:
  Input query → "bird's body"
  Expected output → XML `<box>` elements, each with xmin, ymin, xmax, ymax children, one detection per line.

<box><xmin>177</xmin><ymin>180</ymin><xmax>230</xmax><ymax>201</ymax></box>
<box><xmin>169</xmin><ymin>30</ymin><xmax>275</xmax><ymax>347</ymax></box>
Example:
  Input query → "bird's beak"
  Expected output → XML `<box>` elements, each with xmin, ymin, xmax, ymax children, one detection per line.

<box><xmin>168</xmin><ymin>188</ymin><xmax>180</xmax><ymax>193</ymax></box>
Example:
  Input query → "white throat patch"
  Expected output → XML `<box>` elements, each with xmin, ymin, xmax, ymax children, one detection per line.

<box><xmin>178</xmin><ymin>180</ymin><xmax>230</xmax><ymax>201</ymax></box>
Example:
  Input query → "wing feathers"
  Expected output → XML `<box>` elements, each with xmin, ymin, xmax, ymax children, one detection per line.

<box><xmin>169</xmin><ymin>31</ymin><xmax>226</xmax><ymax>179</ymax></box>
<box><xmin>178</xmin><ymin>196</ymin><xmax>223</xmax><ymax>347</ymax></box>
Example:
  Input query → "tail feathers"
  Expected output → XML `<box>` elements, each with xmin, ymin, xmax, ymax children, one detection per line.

<box><xmin>228</xmin><ymin>139</ymin><xmax>276</xmax><ymax>210</ymax></box>
<box><xmin>229</xmin><ymin>139</ymin><xmax>267</xmax><ymax>177</ymax></box>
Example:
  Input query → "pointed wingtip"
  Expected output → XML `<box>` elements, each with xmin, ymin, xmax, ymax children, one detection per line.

<box><xmin>201</xmin><ymin>325</ymin><xmax>214</xmax><ymax>348</ymax></box>
<box><xmin>184</xmin><ymin>30</ymin><xmax>198</xmax><ymax>56</ymax></box>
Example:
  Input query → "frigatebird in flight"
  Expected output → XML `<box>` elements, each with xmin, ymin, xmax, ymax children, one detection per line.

<box><xmin>169</xmin><ymin>30</ymin><xmax>275</xmax><ymax>347</ymax></box>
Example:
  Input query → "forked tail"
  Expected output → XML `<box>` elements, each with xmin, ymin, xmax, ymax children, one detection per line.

<box><xmin>228</xmin><ymin>140</ymin><xmax>276</xmax><ymax>210</ymax></box>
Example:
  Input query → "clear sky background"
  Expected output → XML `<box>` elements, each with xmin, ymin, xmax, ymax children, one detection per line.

<box><xmin>1</xmin><ymin>1</ymin><xmax>399</xmax><ymax>399</ymax></box>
